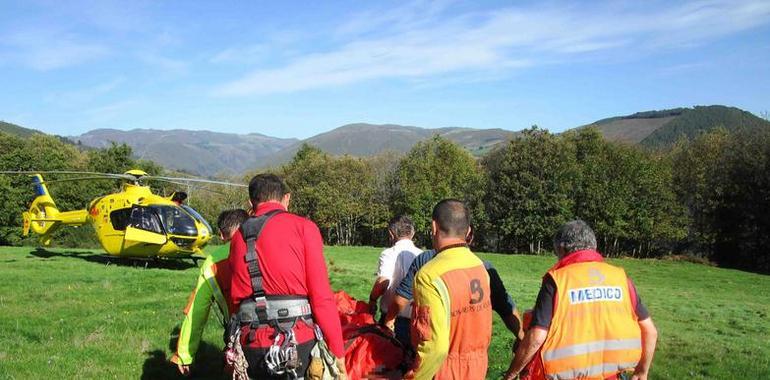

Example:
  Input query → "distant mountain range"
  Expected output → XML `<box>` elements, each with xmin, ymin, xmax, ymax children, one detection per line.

<box><xmin>264</xmin><ymin>123</ymin><xmax>516</xmax><ymax>167</ymax></box>
<box><xmin>69</xmin><ymin>124</ymin><xmax>517</xmax><ymax>175</ymax></box>
<box><xmin>3</xmin><ymin>105</ymin><xmax>768</xmax><ymax>176</ymax></box>
<box><xmin>73</xmin><ymin>129</ymin><xmax>298</xmax><ymax>176</ymax></box>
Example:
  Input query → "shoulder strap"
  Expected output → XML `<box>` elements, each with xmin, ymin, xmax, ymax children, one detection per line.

<box><xmin>240</xmin><ymin>209</ymin><xmax>284</xmax><ymax>313</ymax></box>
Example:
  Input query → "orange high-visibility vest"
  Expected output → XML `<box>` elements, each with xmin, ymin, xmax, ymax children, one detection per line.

<box><xmin>541</xmin><ymin>262</ymin><xmax>642</xmax><ymax>380</ymax></box>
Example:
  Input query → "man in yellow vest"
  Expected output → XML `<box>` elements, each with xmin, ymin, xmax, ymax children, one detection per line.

<box><xmin>504</xmin><ymin>220</ymin><xmax>658</xmax><ymax>380</ymax></box>
<box><xmin>408</xmin><ymin>199</ymin><xmax>493</xmax><ymax>380</ymax></box>
<box><xmin>171</xmin><ymin>209</ymin><xmax>249</xmax><ymax>376</ymax></box>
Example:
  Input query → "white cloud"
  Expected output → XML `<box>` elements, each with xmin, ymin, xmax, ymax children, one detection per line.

<box><xmin>214</xmin><ymin>0</ymin><xmax>770</xmax><ymax>96</ymax></box>
<box><xmin>334</xmin><ymin>0</ymin><xmax>455</xmax><ymax>38</ymax></box>
<box><xmin>210</xmin><ymin>44</ymin><xmax>271</xmax><ymax>64</ymax></box>
<box><xmin>45</xmin><ymin>77</ymin><xmax>125</xmax><ymax>106</ymax></box>
<box><xmin>657</xmin><ymin>62</ymin><xmax>711</xmax><ymax>76</ymax></box>
<box><xmin>138</xmin><ymin>53</ymin><xmax>189</xmax><ymax>74</ymax></box>
<box><xmin>85</xmin><ymin>99</ymin><xmax>138</xmax><ymax>124</ymax></box>
<box><xmin>1</xmin><ymin>29</ymin><xmax>109</xmax><ymax>70</ymax></box>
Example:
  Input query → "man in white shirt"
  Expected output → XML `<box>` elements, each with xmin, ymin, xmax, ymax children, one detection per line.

<box><xmin>368</xmin><ymin>214</ymin><xmax>422</xmax><ymax>346</ymax></box>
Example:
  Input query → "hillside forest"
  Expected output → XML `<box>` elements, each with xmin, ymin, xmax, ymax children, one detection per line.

<box><xmin>1</xmin><ymin>124</ymin><xmax>769</xmax><ymax>274</ymax></box>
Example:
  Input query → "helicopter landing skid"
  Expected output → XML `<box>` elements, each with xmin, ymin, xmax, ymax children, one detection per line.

<box><xmin>98</xmin><ymin>254</ymin><xmax>199</xmax><ymax>269</ymax></box>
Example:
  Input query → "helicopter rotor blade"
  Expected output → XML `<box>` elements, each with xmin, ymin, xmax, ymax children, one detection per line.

<box><xmin>152</xmin><ymin>179</ymin><xmax>230</xmax><ymax>195</ymax></box>
<box><xmin>1</xmin><ymin>171</ymin><xmax>248</xmax><ymax>188</ymax></box>
<box><xmin>0</xmin><ymin>170</ymin><xmax>134</xmax><ymax>180</ymax></box>
<box><xmin>38</xmin><ymin>176</ymin><xmax>128</xmax><ymax>184</ymax></box>
<box><xmin>143</xmin><ymin>175</ymin><xmax>247</xmax><ymax>188</ymax></box>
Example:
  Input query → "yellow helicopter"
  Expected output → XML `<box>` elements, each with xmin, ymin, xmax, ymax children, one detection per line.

<box><xmin>1</xmin><ymin>169</ymin><xmax>245</xmax><ymax>260</ymax></box>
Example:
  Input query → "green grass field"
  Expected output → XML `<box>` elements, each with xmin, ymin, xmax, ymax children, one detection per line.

<box><xmin>1</xmin><ymin>245</ymin><xmax>768</xmax><ymax>379</ymax></box>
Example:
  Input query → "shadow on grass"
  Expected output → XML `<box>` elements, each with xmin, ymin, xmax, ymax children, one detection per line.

<box><xmin>29</xmin><ymin>248</ymin><xmax>197</xmax><ymax>270</ymax></box>
<box><xmin>141</xmin><ymin>344</ymin><xmax>227</xmax><ymax>380</ymax></box>
<box><xmin>141</xmin><ymin>325</ymin><xmax>228</xmax><ymax>380</ymax></box>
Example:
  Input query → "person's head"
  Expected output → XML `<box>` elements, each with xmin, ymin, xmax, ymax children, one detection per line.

<box><xmin>217</xmin><ymin>209</ymin><xmax>249</xmax><ymax>241</ymax></box>
<box><xmin>431</xmin><ymin>199</ymin><xmax>471</xmax><ymax>248</ymax></box>
<box><xmin>552</xmin><ymin>220</ymin><xmax>597</xmax><ymax>258</ymax></box>
<box><xmin>171</xmin><ymin>191</ymin><xmax>187</xmax><ymax>205</ymax></box>
<box><xmin>387</xmin><ymin>214</ymin><xmax>415</xmax><ymax>243</ymax></box>
<box><xmin>248</xmin><ymin>173</ymin><xmax>290</xmax><ymax>210</ymax></box>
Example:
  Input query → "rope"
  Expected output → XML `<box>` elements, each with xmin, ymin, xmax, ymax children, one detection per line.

<box><xmin>225</xmin><ymin>329</ymin><xmax>249</xmax><ymax>380</ymax></box>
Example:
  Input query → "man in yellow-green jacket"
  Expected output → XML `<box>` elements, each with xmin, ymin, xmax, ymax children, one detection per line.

<box><xmin>171</xmin><ymin>209</ymin><xmax>249</xmax><ymax>376</ymax></box>
<box><xmin>408</xmin><ymin>199</ymin><xmax>493</xmax><ymax>380</ymax></box>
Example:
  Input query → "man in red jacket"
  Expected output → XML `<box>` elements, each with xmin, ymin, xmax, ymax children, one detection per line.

<box><xmin>229</xmin><ymin>173</ymin><xmax>347</xmax><ymax>379</ymax></box>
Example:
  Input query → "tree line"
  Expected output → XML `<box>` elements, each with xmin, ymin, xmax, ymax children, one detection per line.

<box><xmin>1</xmin><ymin>126</ymin><xmax>768</xmax><ymax>273</ymax></box>
<box><xmin>277</xmin><ymin>127</ymin><xmax>769</xmax><ymax>273</ymax></box>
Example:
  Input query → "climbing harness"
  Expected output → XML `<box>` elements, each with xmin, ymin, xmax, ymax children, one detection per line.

<box><xmin>226</xmin><ymin>209</ymin><xmax>316</xmax><ymax>379</ymax></box>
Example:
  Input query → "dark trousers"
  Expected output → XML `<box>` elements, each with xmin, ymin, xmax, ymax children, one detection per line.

<box><xmin>244</xmin><ymin>339</ymin><xmax>315</xmax><ymax>380</ymax></box>
<box><xmin>394</xmin><ymin>316</ymin><xmax>411</xmax><ymax>349</ymax></box>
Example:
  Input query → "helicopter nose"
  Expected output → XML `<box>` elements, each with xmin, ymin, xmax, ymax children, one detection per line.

<box><xmin>197</xmin><ymin>230</ymin><xmax>213</xmax><ymax>246</ymax></box>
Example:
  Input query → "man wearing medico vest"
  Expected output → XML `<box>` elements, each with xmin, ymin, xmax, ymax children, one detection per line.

<box><xmin>504</xmin><ymin>220</ymin><xmax>658</xmax><ymax>380</ymax></box>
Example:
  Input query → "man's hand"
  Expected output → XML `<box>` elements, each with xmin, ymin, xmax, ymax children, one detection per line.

<box><xmin>368</xmin><ymin>277</ymin><xmax>389</xmax><ymax>317</ymax></box>
<box><xmin>335</xmin><ymin>356</ymin><xmax>348</xmax><ymax>380</ymax></box>
<box><xmin>382</xmin><ymin>317</ymin><xmax>395</xmax><ymax>332</ymax></box>
<box><xmin>502</xmin><ymin>369</ymin><xmax>518</xmax><ymax>380</ymax></box>
<box><xmin>634</xmin><ymin>317</ymin><xmax>658</xmax><ymax>380</ymax></box>
<box><xmin>505</xmin><ymin>326</ymin><xmax>547</xmax><ymax>380</ymax></box>
<box><xmin>176</xmin><ymin>363</ymin><xmax>191</xmax><ymax>376</ymax></box>
<box><xmin>502</xmin><ymin>339</ymin><xmax>518</xmax><ymax>379</ymax></box>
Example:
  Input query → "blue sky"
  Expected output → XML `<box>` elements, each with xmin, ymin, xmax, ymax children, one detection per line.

<box><xmin>1</xmin><ymin>0</ymin><xmax>768</xmax><ymax>139</ymax></box>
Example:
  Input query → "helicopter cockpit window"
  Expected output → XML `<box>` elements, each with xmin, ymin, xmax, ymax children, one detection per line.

<box><xmin>110</xmin><ymin>208</ymin><xmax>132</xmax><ymax>231</ymax></box>
<box><xmin>129</xmin><ymin>206</ymin><xmax>164</xmax><ymax>234</ymax></box>
<box><xmin>150</xmin><ymin>205</ymin><xmax>198</xmax><ymax>237</ymax></box>
<box><xmin>181</xmin><ymin>205</ymin><xmax>212</xmax><ymax>235</ymax></box>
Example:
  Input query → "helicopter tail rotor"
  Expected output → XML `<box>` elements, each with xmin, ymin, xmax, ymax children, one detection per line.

<box><xmin>24</xmin><ymin>174</ymin><xmax>88</xmax><ymax>245</ymax></box>
<box><xmin>26</xmin><ymin>174</ymin><xmax>59</xmax><ymax>236</ymax></box>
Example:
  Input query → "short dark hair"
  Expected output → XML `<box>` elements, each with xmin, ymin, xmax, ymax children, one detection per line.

<box><xmin>388</xmin><ymin>214</ymin><xmax>415</xmax><ymax>238</ymax></box>
<box><xmin>171</xmin><ymin>191</ymin><xmax>187</xmax><ymax>203</ymax></box>
<box><xmin>432</xmin><ymin>199</ymin><xmax>470</xmax><ymax>238</ymax></box>
<box><xmin>248</xmin><ymin>173</ymin><xmax>289</xmax><ymax>203</ymax></box>
<box><xmin>217</xmin><ymin>209</ymin><xmax>249</xmax><ymax>235</ymax></box>
<box><xmin>553</xmin><ymin>220</ymin><xmax>597</xmax><ymax>254</ymax></box>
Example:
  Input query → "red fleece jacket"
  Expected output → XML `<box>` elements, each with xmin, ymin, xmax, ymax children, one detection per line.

<box><xmin>229</xmin><ymin>202</ymin><xmax>344</xmax><ymax>357</ymax></box>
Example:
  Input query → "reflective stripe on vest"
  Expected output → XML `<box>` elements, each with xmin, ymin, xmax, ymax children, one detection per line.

<box><xmin>542</xmin><ymin>261</ymin><xmax>642</xmax><ymax>380</ymax></box>
<box><xmin>203</xmin><ymin>264</ymin><xmax>228</xmax><ymax>323</ymax></box>
<box><xmin>546</xmin><ymin>362</ymin><xmax>639</xmax><ymax>380</ymax></box>
<box><xmin>542</xmin><ymin>338</ymin><xmax>641</xmax><ymax>361</ymax></box>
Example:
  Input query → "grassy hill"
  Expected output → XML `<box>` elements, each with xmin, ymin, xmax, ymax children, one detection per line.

<box><xmin>580</xmin><ymin>115</ymin><xmax>679</xmax><ymax>144</ymax></box>
<box><xmin>0</xmin><ymin>121</ymin><xmax>41</xmax><ymax>138</ymax></box>
<box><xmin>579</xmin><ymin>106</ymin><xmax>770</xmax><ymax>147</ymax></box>
<box><xmin>266</xmin><ymin>123</ymin><xmax>517</xmax><ymax>167</ymax></box>
<box><xmin>640</xmin><ymin>106</ymin><xmax>770</xmax><ymax>148</ymax></box>
<box><xmin>1</xmin><ymin>245</ymin><xmax>768</xmax><ymax>379</ymax></box>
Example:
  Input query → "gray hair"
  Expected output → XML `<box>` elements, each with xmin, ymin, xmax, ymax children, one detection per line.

<box><xmin>553</xmin><ymin>220</ymin><xmax>597</xmax><ymax>254</ymax></box>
